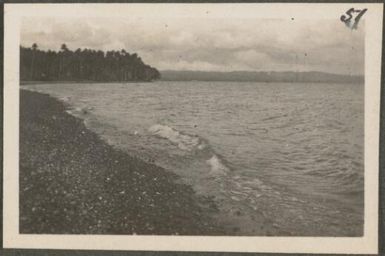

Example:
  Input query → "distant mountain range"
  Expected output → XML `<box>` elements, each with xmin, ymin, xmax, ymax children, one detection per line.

<box><xmin>160</xmin><ymin>70</ymin><xmax>364</xmax><ymax>83</ymax></box>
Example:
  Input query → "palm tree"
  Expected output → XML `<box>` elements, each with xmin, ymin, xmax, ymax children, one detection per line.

<box><xmin>30</xmin><ymin>43</ymin><xmax>38</xmax><ymax>79</ymax></box>
<box><xmin>61</xmin><ymin>43</ymin><xmax>68</xmax><ymax>52</ymax></box>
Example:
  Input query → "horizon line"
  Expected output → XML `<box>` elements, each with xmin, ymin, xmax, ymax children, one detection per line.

<box><xmin>160</xmin><ymin>70</ymin><xmax>365</xmax><ymax>77</ymax></box>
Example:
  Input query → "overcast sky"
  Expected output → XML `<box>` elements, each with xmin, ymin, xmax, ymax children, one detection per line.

<box><xmin>21</xmin><ymin>17</ymin><xmax>364</xmax><ymax>75</ymax></box>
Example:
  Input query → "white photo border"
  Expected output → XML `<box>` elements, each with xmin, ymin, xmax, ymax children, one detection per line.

<box><xmin>3</xmin><ymin>3</ymin><xmax>383</xmax><ymax>254</ymax></box>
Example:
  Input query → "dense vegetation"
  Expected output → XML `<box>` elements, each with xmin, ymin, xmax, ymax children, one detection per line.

<box><xmin>20</xmin><ymin>44</ymin><xmax>161</xmax><ymax>82</ymax></box>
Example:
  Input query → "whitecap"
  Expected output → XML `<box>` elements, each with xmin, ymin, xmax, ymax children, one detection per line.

<box><xmin>149</xmin><ymin>124</ymin><xmax>204</xmax><ymax>151</ymax></box>
<box><xmin>206</xmin><ymin>154</ymin><xmax>229</xmax><ymax>175</ymax></box>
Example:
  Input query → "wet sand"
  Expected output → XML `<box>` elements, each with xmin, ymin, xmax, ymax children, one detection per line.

<box><xmin>19</xmin><ymin>89</ymin><xmax>224</xmax><ymax>235</ymax></box>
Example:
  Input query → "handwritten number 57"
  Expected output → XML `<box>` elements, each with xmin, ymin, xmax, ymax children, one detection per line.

<box><xmin>340</xmin><ymin>8</ymin><xmax>367</xmax><ymax>30</ymax></box>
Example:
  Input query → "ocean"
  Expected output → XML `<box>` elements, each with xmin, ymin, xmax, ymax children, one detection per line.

<box><xmin>22</xmin><ymin>81</ymin><xmax>364</xmax><ymax>236</ymax></box>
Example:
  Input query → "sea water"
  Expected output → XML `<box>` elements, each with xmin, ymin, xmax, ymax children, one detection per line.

<box><xmin>22</xmin><ymin>81</ymin><xmax>364</xmax><ymax>236</ymax></box>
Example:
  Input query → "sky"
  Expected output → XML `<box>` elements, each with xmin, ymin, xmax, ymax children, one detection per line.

<box><xmin>21</xmin><ymin>16</ymin><xmax>365</xmax><ymax>75</ymax></box>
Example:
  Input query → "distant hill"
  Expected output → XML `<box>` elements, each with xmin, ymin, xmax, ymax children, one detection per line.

<box><xmin>160</xmin><ymin>70</ymin><xmax>364</xmax><ymax>83</ymax></box>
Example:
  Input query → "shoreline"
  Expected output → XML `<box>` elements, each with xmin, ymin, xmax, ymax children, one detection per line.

<box><xmin>20</xmin><ymin>80</ymin><xmax>155</xmax><ymax>85</ymax></box>
<box><xmin>21</xmin><ymin>80</ymin><xmax>363</xmax><ymax>85</ymax></box>
<box><xmin>20</xmin><ymin>89</ymin><xmax>225</xmax><ymax>235</ymax></box>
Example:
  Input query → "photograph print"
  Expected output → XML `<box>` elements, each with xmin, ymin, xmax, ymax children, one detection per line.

<box><xmin>3</xmin><ymin>3</ymin><xmax>383</xmax><ymax>254</ymax></box>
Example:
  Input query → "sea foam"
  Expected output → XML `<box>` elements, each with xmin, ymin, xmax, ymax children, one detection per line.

<box><xmin>207</xmin><ymin>155</ymin><xmax>229</xmax><ymax>175</ymax></box>
<box><xmin>149</xmin><ymin>124</ymin><xmax>229</xmax><ymax>175</ymax></box>
<box><xmin>149</xmin><ymin>124</ymin><xmax>205</xmax><ymax>151</ymax></box>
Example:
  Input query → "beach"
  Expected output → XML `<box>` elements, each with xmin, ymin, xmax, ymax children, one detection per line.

<box><xmin>19</xmin><ymin>89</ymin><xmax>224</xmax><ymax>235</ymax></box>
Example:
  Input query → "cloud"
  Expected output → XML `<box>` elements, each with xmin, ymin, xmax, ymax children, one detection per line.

<box><xmin>21</xmin><ymin>17</ymin><xmax>364</xmax><ymax>75</ymax></box>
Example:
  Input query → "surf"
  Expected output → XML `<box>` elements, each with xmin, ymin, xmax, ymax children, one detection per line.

<box><xmin>149</xmin><ymin>124</ymin><xmax>229</xmax><ymax>175</ymax></box>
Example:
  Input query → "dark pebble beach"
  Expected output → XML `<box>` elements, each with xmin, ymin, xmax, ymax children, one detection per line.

<box><xmin>19</xmin><ymin>89</ymin><xmax>224</xmax><ymax>235</ymax></box>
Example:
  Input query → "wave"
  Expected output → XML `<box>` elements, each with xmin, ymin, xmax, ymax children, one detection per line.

<box><xmin>207</xmin><ymin>155</ymin><xmax>230</xmax><ymax>174</ymax></box>
<box><xmin>66</xmin><ymin>106</ymin><xmax>94</xmax><ymax>116</ymax></box>
<box><xmin>149</xmin><ymin>124</ymin><xmax>229</xmax><ymax>175</ymax></box>
<box><xmin>148</xmin><ymin>124</ymin><xmax>206</xmax><ymax>151</ymax></box>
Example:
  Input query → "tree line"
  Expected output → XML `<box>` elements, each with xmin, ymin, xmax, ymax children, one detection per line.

<box><xmin>20</xmin><ymin>44</ymin><xmax>161</xmax><ymax>82</ymax></box>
